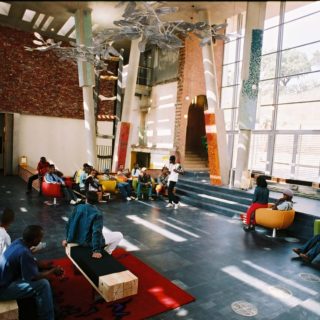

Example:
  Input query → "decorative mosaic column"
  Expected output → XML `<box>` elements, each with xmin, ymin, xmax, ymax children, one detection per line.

<box><xmin>234</xmin><ymin>2</ymin><xmax>266</xmax><ymax>188</ymax></box>
<box><xmin>200</xmin><ymin>10</ymin><xmax>229</xmax><ymax>185</ymax></box>
<box><xmin>75</xmin><ymin>9</ymin><xmax>97</xmax><ymax>168</ymax></box>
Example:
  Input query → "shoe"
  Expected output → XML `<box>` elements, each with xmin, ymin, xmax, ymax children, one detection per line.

<box><xmin>76</xmin><ymin>198</ymin><xmax>82</xmax><ymax>203</ymax></box>
<box><xmin>166</xmin><ymin>203</ymin><xmax>173</xmax><ymax>208</ymax></box>
<box><xmin>299</xmin><ymin>253</ymin><xmax>311</xmax><ymax>262</ymax></box>
<box><xmin>249</xmin><ymin>224</ymin><xmax>255</xmax><ymax>231</ymax></box>
<box><xmin>70</xmin><ymin>200</ymin><xmax>77</xmax><ymax>205</ymax></box>
<box><xmin>174</xmin><ymin>203</ymin><xmax>179</xmax><ymax>209</ymax></box>
<box><xmin>126</xmin><ymin>197</ymin><xmax>132</xmax><ymax>201</ymax></box>
<box><xmin>243</xmin><ymin>225</ymin><xmax>251</xmax><ymax>232</ymax></box>
<box><xmin>292</xmin><ymin>248</ymin><xmax>302</xmax><ymax>256</ymax></box>
<box><xmin>149</xmin><ymin>197</ymin><xmax>155</xmax><ymax>201</ymax></box>
<box><xmin>130</xmin><ymin>196</ymin><xmax>136</xmax><ymax>200</ymax></box>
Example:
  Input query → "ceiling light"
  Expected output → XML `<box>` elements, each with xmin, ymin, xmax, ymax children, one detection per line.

<box><xmin>41</xmin><ymin>16</ymin><xmax>54</xmax><ymax>31</ymax></box>
<box><xmin>0</xmin><ymin>2</ymin><xmax>10</xmax><ymax>16</ymax></box>
<box><xmin>57</xmin><ymin>16</ymin><xmax>75</xmax><ymax>36</ymax></box>
<box><xmin>51</xmin><ymin>28</ymin><xmax>55</xmax><ymax>31</ymax></box>
<box><xmin>33</xmin><ymin>13</ymin><xmax>45</xmax><ymax>29</ymax></box>
<box><xmin>22</xmin><ymin>9</ymin><xmax>36</xmax><ymax>22</ymax></box>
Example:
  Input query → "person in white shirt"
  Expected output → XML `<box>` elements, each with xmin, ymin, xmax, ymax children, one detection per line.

<box><xmin>166</xmin><ymin>155</ymin><xmax>184</xmax><ymax>209</ymax></box>
<box><xmin>131</xmin><ymin>163</ymin><xmax>141</xmax><ymax>178</ymax></box>
<box><xmin>272</xmin><ymin>189</ymin><xmax>294</xmax><ymax>211</ymax></box>
<box><xmin>0</xmin><ymin>208</ymin><xmax>15</xmax><ymax>255</ymax></box>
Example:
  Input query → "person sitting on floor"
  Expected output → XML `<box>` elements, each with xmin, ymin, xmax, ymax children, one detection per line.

<box><xmin>0</xmin><ymin>225</ymin><xmax>64</xmax><ymax>320</ymax></box>
<box><xmin>137</xmin><ymin>167</ymin><xmax>154</xmax><ymax>201</ymax></box>
<box><xmin>272</xmin><ymin>189</ymin><xmax>294</xmax><ymax>211</ymax></box>
<box><xmin>156</xmin><ymin>166</ymin><xmax>169</xmax><ymax>198</ymax></box>
<box><xmin>0</xmin><ymin>208</ymin><xmax>15</xmax><ymax>255</ymax></box>
<box><xmin>26</xmin><ymin>156</ymin><xmax>50</xmax><ymax>195</ymax></box>
<box><xmin>115</xmin><ymin>169</ymin><xmax>135</xmax><ymax>201</ymax></box>
<box><xmin>292</xmin><ymin>234</ymin><xmax>320</xmax><ymax>267</ymax></box>
<box><xmin>243</xmin><ymin>175</ymin><xmax>269</xmax><ymax>231</ymax></box>
<box><xmin>62</xmin><ymin>191</ymin><xmax>123</xmax><ymax>258</ymax></box>
<box><xmin>44</xmin><ymin>164</ymin><xmax>81</xmax><ymax>205</ymax></box>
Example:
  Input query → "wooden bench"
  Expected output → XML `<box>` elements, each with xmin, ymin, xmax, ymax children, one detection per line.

<box><xmin>0</xmin><ymin>300</ymin><xmax>18</xmax><ymax>320</ymax></box>
<box><xmin>66</xmin><ymin>244</ymin><xmax>138</xmax><ymax>302</ymax></box>
<box><xmin>18</xmin><ymin>165</ymin><xmax>40</xmax><ymax>191</ymax></box>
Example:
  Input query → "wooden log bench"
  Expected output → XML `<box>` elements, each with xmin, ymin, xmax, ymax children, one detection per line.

<box><xmin>66</xmin><ymin>244</ymin><xmax>138</xmax><ymax>302</ymax></box>
<box><xmin>0</xmin><ymin>300</ymin><xmax>18</xmax><ymax>320</ymax></box>
<box><xmin>18</xmin><ymin>165</ymin><xmax>40</xmax><ymax>191</ymax></box>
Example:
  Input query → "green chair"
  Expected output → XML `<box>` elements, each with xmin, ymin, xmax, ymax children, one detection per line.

<box><xmin>314</xmin><ymin>219</ymin><xmax>320</xmax><ymax>236</ymax></box>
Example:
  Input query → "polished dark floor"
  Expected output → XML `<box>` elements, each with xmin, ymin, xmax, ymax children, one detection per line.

<box><xmin>1</xmin><ymin>175</ymin><xmax>320</xmax><ymax>320</ymax></box>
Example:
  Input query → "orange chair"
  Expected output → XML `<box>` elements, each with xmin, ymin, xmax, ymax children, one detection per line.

<box><xmin>255</xmin><ymin>208</ymin><xmax>295</xmax><ymax>237</ymax></box>
<box><xmin>42</xmin><ymin>181</ymin><xmax>63</xmax><ymax>205</ymax></box>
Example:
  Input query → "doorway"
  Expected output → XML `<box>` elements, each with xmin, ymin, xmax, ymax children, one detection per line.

<box><xmin>185</xmin><ymin>95</ymin><xmax>207</xmax><ymax>157</ymax></box>
<box><xmin>0</xmin><ymin>113</ymin><xmax>14</xmax><ymax>176</ymax></box>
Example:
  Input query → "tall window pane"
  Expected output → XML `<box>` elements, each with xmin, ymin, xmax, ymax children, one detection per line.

<box><xmin>221</xmin><ymin>87</ymin><xmax>234</xmax><ymax>109</ymax></box>
<box><xmin>260</xmin><ymin>53</ymin><xmax>277</xmax><ymax>80</ymax></box>
<box><xmin>255</xmin><ymin>106</ymin><xmax>274</xmax><ymax>130</ymax></box>
<box><xmin>277</xmin><ymin>101</ymin><xmax>320</xmax><ymax>130</ymax></box>
<box><xmin>223</xmin><ymin>41</ymin><xmax>237</xmax><ymax>64</ymax></box>
<box><xmin>258</xmin><ymin>79</ymin><xmax>275</xmax><ymax>106</ymax></box>
<box><xmin>272</xmin><ymin>135</ymin><xmax>294</xmax><ymax>178</ymax></box>
<box><xmin>249</xmin><ymin>134</ymin><xmax>269</xmax><ymax>172</ymax></box>
<box><xmin>262</xmin><ymin>27</ymin><xmax>279</xmax><ymax>54</ymax></box>
<box><xmin>284</xmin><ymin>1</ymin><xmax>320</xmax><ymax>22</ymax></box>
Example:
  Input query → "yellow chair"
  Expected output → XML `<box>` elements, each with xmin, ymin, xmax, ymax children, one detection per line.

<box><xmin>255</xmin><ymin>208</ymin><xmax>295</xmax><ymax>237</ymax></box>
<box><xmin>99</xmin><ymin>180</ymin><xmax>117</xmax><ymax>194</ymax></box>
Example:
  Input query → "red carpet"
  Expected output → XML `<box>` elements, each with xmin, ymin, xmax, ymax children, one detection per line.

<box><xmin>50</xmin><ymin>248</ymin><xmax>195</xmax><ymax>319</ymax></box>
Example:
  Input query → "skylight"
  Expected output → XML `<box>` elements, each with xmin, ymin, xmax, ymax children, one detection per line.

<box><xmin>0</xmin><ymin>2</ymin><xmax>11</xmax><ymax>16</ymax></box>
<box><xmin>57</xmin><ymin>16</ymin><xmax>75</xmax><ymax>36</ymax></box>
<box><xmin>22</xmin><ymin>9</ymin><xmax>36</xmax><ymax>22</ymax></box>
<box><xmin>33</xmin><ymin>13</ymin><xmax>45</xmax><ymax>29</ymax></box>
<box><xmin>41</xmin><ymin>16</ymin><xmax>54</xmax><ymax>31</ymax></box>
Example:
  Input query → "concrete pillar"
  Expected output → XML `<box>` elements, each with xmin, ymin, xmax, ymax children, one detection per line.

<box><xmin>234</xmin><ymin>2</ymin><xmax>266</xmax><ymax>189</ymax></box>
<box><xmin>199</xmin><ymin>10</ymin><xmax>230</xmax><ymax>185</ymax></box>
<box><xmin>75</xmin><ymin>9</ymin><xmax>97</xmax><ymax>168</ymax></box>
<box><xmin>112</xmin><ymin>38</ymin><xmax>141</xmax><ymax>172</ymax></box>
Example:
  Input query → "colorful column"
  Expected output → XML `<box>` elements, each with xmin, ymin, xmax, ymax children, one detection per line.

<box><xmin>200</xmin><ymin>10</ymin><xmax>229</xmax><ymax>185</ymax></box>
<box><xmin>234</xmin><ymin>2</ymin><xmax>266</xmax><ymax>188</ymax></box>
<box><xmin>75</xmin><ymin>9</ymin><xmax>97</xmax><ymax>168</ymax></box>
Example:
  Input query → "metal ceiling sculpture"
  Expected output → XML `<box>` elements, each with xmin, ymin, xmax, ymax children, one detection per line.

<box><xmin>25</xmin><ymin>1</ymin><xmax>233</xmax><ymax>71</ymax></box>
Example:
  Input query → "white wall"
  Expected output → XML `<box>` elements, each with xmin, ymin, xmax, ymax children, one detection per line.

<box><xmin>14</xmin><ymin>114</ymin><xmax>92</xmax><ymax>176</ymax></box>
<box><xmin>146</xmin><ymin>82</ymin><xmax>177</xmax><ymax>150</ymax></box>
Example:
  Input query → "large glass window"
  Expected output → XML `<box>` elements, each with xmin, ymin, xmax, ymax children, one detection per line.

<box><xmin>222</xmin><ymin>1</ymin><xmax>320</xmax><ymax>182</ymax></box>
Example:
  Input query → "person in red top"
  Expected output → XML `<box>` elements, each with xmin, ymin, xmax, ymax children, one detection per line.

<box><xmin>26</xmin><ymin>157</ymin><xmax>50</xmax><ymax>195</ymax></box>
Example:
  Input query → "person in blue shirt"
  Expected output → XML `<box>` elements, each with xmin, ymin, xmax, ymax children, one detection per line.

<box><xmin>0</xmin><ymin>225</ymin><xmax>63</xmax><ymax>320</ymax></box>
<box><xmin>45</xmin><ymin>164</ymin><xmax>81</xmax><ymax>205</ymax></box>
<box><xmin>62</xmin><ymin>191</ymin><xmax>123</xmax><ymax>259</ymax></box>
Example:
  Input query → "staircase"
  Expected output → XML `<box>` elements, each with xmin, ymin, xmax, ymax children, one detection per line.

<box><xmin>176</xmin><ymin>172</ymin><xmax>277</xmax><ymax>219</ymax></box>
<box><xmin>184</xmin><ymin>151</ymin><xmax>208</xmax><ymax>171</ymax></box>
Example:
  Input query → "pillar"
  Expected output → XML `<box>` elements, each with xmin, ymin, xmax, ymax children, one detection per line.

<box><xmin>200</xmin><ymin>10</ymin><xmax>230</xmax><ymax>185</ymax></box>
<box><xmin>75</xmin><ymin>9</ymin><xmax>97</xmax><ymax>168</ymax></box>
<box><xmin>112</xmin><ymin>38</ymin><xmax>141</xmax><ymax>172</ymax></box>
<box><xmin>234</xmin><ymin>2</ymin><xmax>266</xmax><ymax>189</ymax></box>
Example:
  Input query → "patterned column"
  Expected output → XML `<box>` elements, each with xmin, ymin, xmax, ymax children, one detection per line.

<box><xmin>234</xmin><ymin>2</ymin><xmax>266</xmax><ymax>188</ymax></box>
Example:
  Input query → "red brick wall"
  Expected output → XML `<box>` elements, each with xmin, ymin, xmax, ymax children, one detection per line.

<box><xmin>0</xmin><ymin>26</ymin><xmax>117</xmax><ymax>120</ymax></box>
<box><xmin>175</xmin><ymin>34</ymin><xmax>223</xmax><ymax>164</ymax></box>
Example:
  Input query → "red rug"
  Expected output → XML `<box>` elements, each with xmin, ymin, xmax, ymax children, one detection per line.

<box><xmin>50</xmin><ymin>248</ymin><xmax>195</xmax><ymax>320</ymax></box>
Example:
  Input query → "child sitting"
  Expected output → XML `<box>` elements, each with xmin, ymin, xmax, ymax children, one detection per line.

<box><xmin>0</xmin><ymin>208</ymin><xmax>15</xmax><ymax>255</ymax></box>
<box><xmin>272</xmin><ymin>189</ymin><xmax>294</xmax><ymax>211</ymax></box>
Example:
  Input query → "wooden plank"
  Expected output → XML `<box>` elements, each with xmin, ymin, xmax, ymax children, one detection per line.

<box><xmin>0</xmin><ymin>300</ymin><xmax>18</xmax><ymax>320</ymax></box>
<box><xmin>65</xmin><ymin>244</ymin><xmax>138</xmax><ymax>302</ymax></box>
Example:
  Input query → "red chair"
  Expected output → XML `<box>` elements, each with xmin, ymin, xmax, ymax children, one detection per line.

<box><xmin>42</xmin><ymin>181</ymin><xmax>63</xmax><ymax>205</ymax></box>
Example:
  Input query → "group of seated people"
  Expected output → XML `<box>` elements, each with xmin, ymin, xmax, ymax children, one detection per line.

<box><xmin>0</xmin><ymin>190</ymin><xmax>123</xmax><ymax>319</ymax></box>
<box><xmin>26</xmin><ymin>157</ymin><xmax>173</xmax><ymax>205</ymax></box>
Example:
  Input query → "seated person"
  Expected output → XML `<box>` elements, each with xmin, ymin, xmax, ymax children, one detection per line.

<box><xmin>79</xmin><ymin>165</ymin><xmax>92</xmax><ymax>195</ymax></box>
<box><xmin>44</xmin><ymin>164</ymin><xmax>81</xmax><ymax>205</ymax></box>
<box><xmin>85</xmin><ymin>168</ymin><xmax>103</xmax><ymax>201</ymax></box>
<box><xmin>272</xmin><ymin>189</ymin><xmax>294</xmax><ymax>210</ymax></box>
<box><xmin>62</xmin><ymin>191</ymin><xmax>123</xmax><ymax>258</ymax></box>
<box><xmin>131</xmin><ymin>163</ymin><xmax>140</xmax><ymax>179</ymax></box>
<box><xmin>292</xmin><ymin>234</ymin><xmax>320</xmax><ymax>266</ymax></box>
<box><xmin>73</xmin><ymin>163</ymin><xmax>90</xmax><ymax>192</ymax></box>
<box><xmin>0</xmin><ymin>225</ymin><xmax>63</xmax><ymax>320</ymax></box>
<box><xmin>115</xmin><ymin>170</ymin><xmax>134</xmax><ymax>201</ymax></box>
<box><xmin>156</xmin><ymin>166</ymin><xmax>169</xmax><ymax>198</ymax></box>
<box><xmin>26</xmin><ymin>156</ymin><xmax>50</xmax><ymax>195</ymax></box>
<box><xmin>0</xmin><ymin>208</ymin><xmax>15</xmax><ymax>255</ymax></box>
<box><xmin>137</xmin><ymin>167</ymin><xmax>154</xmax><ymax>200</ymax></box>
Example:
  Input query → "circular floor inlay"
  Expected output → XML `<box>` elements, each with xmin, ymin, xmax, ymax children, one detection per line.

<box><xmin>268</xmin><ymin>285</ymin><xmax>292</xmax><ymax>298</ymax></box>
<box><xmin>231</xmin><ymin>301</ymin><xmax>258</xmax><ymax>317</ymax></box>
<box><xmin>299</xmin><ymin>273</ymin><xmax>320</xmax><ymax>282</ymax></box>
<box><xmin>284</xmin><ymin>237</ymin><xmax>300</xmax><ymax>243</ymax></box>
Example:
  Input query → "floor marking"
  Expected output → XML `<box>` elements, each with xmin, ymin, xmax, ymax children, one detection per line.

<box><xmin>157</xmin><ymin>219</ymin><xmax>200</xmax><ymax>238</ymax></box>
